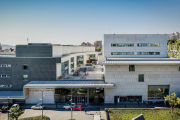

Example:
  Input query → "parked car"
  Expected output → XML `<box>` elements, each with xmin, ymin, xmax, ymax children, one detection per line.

<box><xmin>1</xmin><ymin>103</ymin><xmax>12</xmax><ymax>113</ymax></box>
<box><xmin>10</xmin><ymin>104</ymin><xmax>20</xmax><ymax>111</ymax></box>
<box><xmin>31</xmin><ymin>103</ymin><xmax>44</xmax><ymax>110</ymax></box>
<box><xmin>63</xmin><ymin>103</ymin><xmax>76</xmax><ymax>109</ymax></box>
<box><xmin>73</xmin><ymin>104</ymin><xmax>83</xmax><ymax>111</ymax></box>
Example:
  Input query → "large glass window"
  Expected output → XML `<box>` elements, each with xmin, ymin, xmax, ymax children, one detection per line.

<box><xmin>137</xmin><ymin>52</ymin><xmax>142</xmax><ymax>55</ymax></box>
<box><xmin>143</xmin><ymin>52</ymin><xmax>148</xmax><ymax>55</ymax></box>
<box><xmin>155</xmin><ymin>52</ymin><xmax>160</xmax><ymax>55</ymax></box>
<box><xmin>149</xmin><ymin>52</ymin><xmax>155</xmax><ymax>55</ymax></box>
<box><xmin>138</xmin><ymin>74</ymin><xmax>144</xmax><ymax>82</ymax></box>
<box><xmin>77</xmin><ymin>56</ymin><xmax>84</xmax><ymax>66</ymax></box>
<box><xmin>111</xmin><ymin>43</ymin><xmax>134</xmax><ymax>47</ymax></box>
<box><xmin>61</xmin><ymin>61</ymin><xmax>69</xmax><ymax>77</ymax></box>
<box><xmin>0</xmin><ymin>85</ymin><xmax>12</xmax><ymax>88</ymax></box>
<box><xmin>71</xmin><ymin>57</ymin><xmax>74</xmax><ymax>69</ymax></box>
<box><xmin>148</xmin><ymin>85</ymin><xmax>169</xmax><ymax>99</ymax></box>
<box><xmin>112</xmin><ymin>52</ymin><xmax>134</xmax><ymax>55</ymax></box>
<box><xmin>137</xmin><ymin>43</ymin><xmax>160</xmax><ymax>47</ymax></box>
<box><xmin>111</xmin><ymin>43</ymin><xmax>116</xmax><ymax>46</ymax></box>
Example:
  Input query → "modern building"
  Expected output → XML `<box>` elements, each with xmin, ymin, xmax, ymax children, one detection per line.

<box><xmin>168</xmin><ymin>32</ymin><xmax>180</xmax><ymax>40</ymax></box>
<box><xmin>99</xmin><ymin>34</ymin><xmax>180</xmax><ymax>103</ymax></box>
<box><xmin>0</xmin><ymin>34</ymin><xmax>180</xmax><ymax>104</ymax></box>
<box><xmin>94</xmin><ymin>41</ymin><xmax>102</xmax><ymax>48</ymax></box>
<box><xmin>81</xmin><ymin>42</ymin><xmax>93</xmax><ymax>46</ymax></box>
<box><xmin>0</xmin><ymin>43</ymin><xmax>109</xmax><ymax>104</ymax></box>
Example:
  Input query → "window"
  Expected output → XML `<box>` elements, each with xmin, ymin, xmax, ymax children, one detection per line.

<box><xmin>0</xmin><ymin>85</ymin><xmax>12</xmax><ymax>88</ymax></box>
<box><xmin>111</xmin><ymin>52</ymin><xmax>117</xmax><ymax>55</ymax></box>
<box><xmin>129</xmin><ymin>65</ymin><xmax>135</xmax><ymax>71</ymax></box>
<box><xmin>149</xmin><ymin>52</ymin><xmax>154</xmax><ymax>55</ymax></box>
<box><xmin>117</xmin><ymin>44</ymin><xmax>122</xmax><ymax>47</ymax></box>
<box><xmin>127</xmin><ymin>52</ymin><xmax>134</xmax><ymax>55</ymax></box>
<box><xmin>143</xmin><ymin>52</ymin><xmax>148</xmax><ymax>55</ymax></box>
<box><xmin>111</xmin><ymin>43</ymin><xmax>116</xmax><ymax>46</ymax></box>
<box><xmin>137</xmin><ymin>52</ymin><xmax>142</xmax><ymax>55</ymax></box>
<box><xmin>7</xmin><ymin>64</ymin><xmax>11</xmax><ymax>67</ymax></box>
<box><xmin>23</xmin><ymin>75</ymin><xmax>28</xmax><ymax>80</ymax></box>
<box><xmin>138</xmin><ymin>74</ymin><xmax>144</xmax><ymax>82</ymax></box>
<box><xmin>137</xmin><ymin>43</ymin><xmax>160</xmax><ymax>47</ymax></box>
<box><xmin>0</xmin><ymin>64</ymin><xmax>11</xmax><ymax>67</ymax></box>
<box><xmin>148</xmin><ymin>85</ymin><xmax>169</xmax><ymax>99</ymax></box>
<box><xmin>155</xmin><ymin>52</ymin><xmax>160</xmax><ymax>55</ymax></box>
<box><xmin>0</xmin><ymin>75</ymin><xmax>11</xmax><ymax>78</ymax></box>
<box><xmin>23</xmin><ymin>65</ymin><xmax>28</xmax><ymax>70</ymax></box>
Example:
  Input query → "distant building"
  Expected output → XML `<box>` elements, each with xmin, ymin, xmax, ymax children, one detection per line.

<box><xmin>81</xmin><ymin>42</ymin><xmax>93</xmax><ymax>46</ymax></box>
<box><xmin>0</xmin><ymin>43</ymin><xmax>2</xmax><ymax>52</ymax></box>
<box><xmin>168</xmin><ymin>32</ymin><xmax>180</xmax><ymax>40</ymax></box>
<box><xmin>94</xmin><ymin>41</ymin><xmax>102</xmax><ymax>48</ymax></box>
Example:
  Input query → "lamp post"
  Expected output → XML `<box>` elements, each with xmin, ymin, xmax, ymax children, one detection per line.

<box><xmin>8</xmin><ymin>97</ymin><xmax>9</xmax><ymax>120</ymax></box>
<box><xmin>68</xmin><ymin>89</ymin><xmax>73</xmax><ymax>120</ymax></box>
<box><xmin>42</xmin><ymin>90</ymin><xmax>43</xmax><ymax>119</ymax></box>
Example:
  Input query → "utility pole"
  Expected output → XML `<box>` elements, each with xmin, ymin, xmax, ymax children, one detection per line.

<box><xmin>42</xmin><ymin>90</ymin><xmax>43</xmax><ymax>119</ymax></box>
<box><xmin>8</xmin><ymin>97</ymin><xmax>9</xmax><ymax>120</ymax></box>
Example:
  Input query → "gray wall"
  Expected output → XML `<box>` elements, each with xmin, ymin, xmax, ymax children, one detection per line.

<box><xmin>16</xmin><ymin>45</ymin><xmax>52</xmax><ymax>57</ymax></box>
<box><xmin>0</xmin><ymin>57</ymin><xmax>60</xmax><ymax>91</ymax></box>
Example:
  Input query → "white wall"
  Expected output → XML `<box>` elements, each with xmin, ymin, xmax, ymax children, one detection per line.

<box><xmin>56</xmin><ymin>63</ymin><xmax>61</xmax><ymax>79</ymax></box>
<box><xmin>104</xmin><ymin>65</ymin><xmax>180</xmax><ymax>103</ymax></box>
<box><xmin>26</xmin><ymin>88</ymin><xmax>55</xmax><ymax>104</ymax></box>
<box><xmin>52</xmin><ymin>45</ymin><xmax>62</xmax><ymax>57</ymax></box>
<box><xmin>103</xmin><ymin>34</ymin><xmax>167</xmax><ymax>58</ymax></box>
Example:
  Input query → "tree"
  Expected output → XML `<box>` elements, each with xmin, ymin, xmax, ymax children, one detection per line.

<box><xmin>170</xmin><ymin>44</ymin><xmax>172</xmax><ymax>50</ymax></box>
<box><xmin>9</xmin><ymin>107</ymin><xmax>24</xmax><ymax>120</ymax></box>
<box><xmin>171</xmin><ymin>52</ymin><xmax>174</xmax><ymax>58</ymax></box>
<box><xmin>179</xmin><ymin>47</ymin><xmax>180</xmax><ymax>59</ymax></box>
<box><xmin>164</xmin><ymin>93</ymin><xmax>180</xmax><ymax>114</ymax></box>
<box><xmin>96</xmin><ymin>46</ymin><xmax>102</xmax><ymax>52</ymax></box>
<box><xmin>167</xmin><ymin>38</ymin><xmax>176</xmax><ymax>45</ymax></box>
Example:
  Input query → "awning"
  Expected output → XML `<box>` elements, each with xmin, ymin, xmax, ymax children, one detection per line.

<box><xmin>0</xmin><ymin>91</ymin><xmax>24</xmax><ymax>99</ymax></box>
<box><xmin>24</xmin><ymin>80</ymin><xmax>115</xmax><ymax>88</ymax></box>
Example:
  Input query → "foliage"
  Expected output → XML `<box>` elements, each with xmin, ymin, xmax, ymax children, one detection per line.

<box><xmin>170</xmin><ymin>44</ymin><xmax>172</xmax><ymax>50</ymax></box>
<box><xmin>19</xmin><ymin>115</ymin><xmax>49</xmax><ymax>120</ymax></box>
<box><xmin>96</xmin><ymin>46</ymin><xmax>102</xmax><ymax>52</ymax></box>
<box><xmin>109</xmin><ymin>109</ymin><xmax>180</xmax><ymax>120</ymax></box>
<box><xmin>179</xmin><ymin>47</ymin><xmax>180</xmax><ymax>58</ymax></box>
<box><xmin>171</xmin><ymin>52</ymin><xmax>174</xmax><ymax>58</ymax></box>
<box><xmin>167</xmin><ymin>38</ymin><xmax>176</xmax><ymax>45</ymax></box>
<box><xmin>9</xmin><ymin>107</ymin><xmax>24</xmax><ymax>120</ymax></box>
<box><xmin>164</xmin><ymin>93</ymin><xmax>180</xmax><ymax>114</ymax></box>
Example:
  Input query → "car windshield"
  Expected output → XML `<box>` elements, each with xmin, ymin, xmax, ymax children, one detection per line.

<box><xmin>2</xmin><ymin>105</ymin><xmax>7</xmax><ymax>108</ymax></box>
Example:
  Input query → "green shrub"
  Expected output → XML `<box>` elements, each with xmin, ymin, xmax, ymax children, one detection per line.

<box><xmin>19</xmin><ymin>115</ymin><xmax>48</xmax><ymax>120</ymax></box>
<box><xmin>171</xmin><ymin>52</ymin><xmax>174</xmax><ymax>58</ymax></box>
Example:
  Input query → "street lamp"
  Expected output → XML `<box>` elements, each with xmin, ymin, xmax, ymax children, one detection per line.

<box><xmin>42</xmin><ymin>90</ymin><xmax>43</xmax><ymax>119</ymax></box>
<box><xmin>8</xmin><ymin>97</ymin><xmax>9</xmax><ymax>120</ymax></box>
<box><xmin>68</xmin><ymin>89</ymin><xmax>73</xmax><ymax>120</ymax></box>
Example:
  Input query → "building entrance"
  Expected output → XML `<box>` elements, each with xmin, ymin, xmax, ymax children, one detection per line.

<box><xmin>72</xmin><ymin>96</ymin><xmax>87</xmax><ymax>103</ymax></box>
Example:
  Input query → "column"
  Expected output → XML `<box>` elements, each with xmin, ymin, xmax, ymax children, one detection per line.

<box><xmin>87</xmin><ymin>88</ymin><xmax>89</xmax><ymax>104</ymax></box>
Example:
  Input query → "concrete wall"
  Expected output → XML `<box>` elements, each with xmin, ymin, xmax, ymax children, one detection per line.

<box><xmin>56</xmin><ymin>63</ymin><xmax>61</xmax><ymax>79</ymax></box>
<box><xmin>103</xmin><ymin>34</ymin><xmax>167</xmax><ymax>58</ymax></box>
<box><xmin>52</xmin><ymin>45</ymin><xmax>62</xmax><ymax>57</ymax></box>
<box><xmin>16</xmin><ymin>45</ymin><xmax>52</xmax><ymax>57</ymax></box>
<box><xmin>104</xmin><ymin>65</ymin><xmax>180</xmax><ymax>103</ymax></box>
<box><xmin>26</xmin><ymin>88</ymin><xmax>55</xmax><ymax>104</ymax></box>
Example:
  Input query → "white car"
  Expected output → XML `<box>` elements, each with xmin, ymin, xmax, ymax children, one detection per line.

<box><xmin>10</xmin><ymin>104</ymin><xmax>20</xmax><ymax>111</ymax></box>
<box><xmin>63</xmin><ymin>103</ymin><xmax>75</xmax><ymax>109</ymax></box>
<box><xmin>31</xmin><ymin>103</ymin><xmax>44</xmax><ymax>110</ymax></box>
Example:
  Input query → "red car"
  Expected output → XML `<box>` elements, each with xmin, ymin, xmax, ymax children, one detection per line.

<box><xmin>73</xmin><ymin>104</ymin><xmax>83</xmax><ymax>111</ymax></box>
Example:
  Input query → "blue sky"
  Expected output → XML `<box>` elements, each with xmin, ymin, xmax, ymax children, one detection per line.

<box><xmin>0</xmin><ymin>0</ymin><xmax>180</xmax><ymax>46</ymax></box>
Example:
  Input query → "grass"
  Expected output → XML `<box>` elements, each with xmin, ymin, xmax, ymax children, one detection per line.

<box><xmin>19</xmin><ymin>115</ymin><xmax>49</xmax><ymax>120</ymax></box>
<box><xmin>109</xmin><ymin>109</ymin><xmax>180</xmax><ymax>120</ymax></box>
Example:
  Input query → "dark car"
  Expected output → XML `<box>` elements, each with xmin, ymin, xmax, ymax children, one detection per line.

<box><xmin>73</xmin><ymin>104</ymin><xmax>83</xmax><ymax>111</ymax></box>
<box><xmin>1</xmin><ymin>103</ymin><xmax>12</xmax><ymax>113</ymax></box>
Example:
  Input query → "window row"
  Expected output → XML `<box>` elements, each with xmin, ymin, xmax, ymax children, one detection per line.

<box><xmin>111</xmin><ymin>43</ymin><xmax>134</xmax><ymax>47</ymax></box>
<box><xmin>0</xmin><ymin>75</ymin><xmax>11</xmax><ymax>77</ymax></box>
<box><xmin>0</xmin><ymin>85</ymin><xmax>12</xmax><ymax>88</ymax></box>
<box><xmin>111</xmin><ymin>52</ymin><xmax>160</xmax><ymax>55</ymax></box>
<box><xmin>137</xmin><ymin>52</ymin><xmax>160</xmax><ymax>55</ymax></box>
<box><xmin>111</xmin><ymin>52</ymin><xmax>134</xmax><ymax>55</ymax></box>
<box><xmin>0</xmin><ymin>64</ymin><xmax>11</xmax><ymax>67</ymax></box>
<box><xmin>111</xmin><ymin>43</ymin><xmax>160</xmax><ymax>47</ymax></box>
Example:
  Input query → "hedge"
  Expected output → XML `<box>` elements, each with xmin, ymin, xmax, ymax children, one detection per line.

<box><xmin>19</xmin><ymin>115</ymin><xmax>49</xmax><ymax>120</ymax></box>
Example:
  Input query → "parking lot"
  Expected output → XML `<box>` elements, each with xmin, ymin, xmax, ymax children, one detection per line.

<box><xmin>0</xmin><ymin>108</ymin><xmax>106</xmax><ymax>120</ymax></box>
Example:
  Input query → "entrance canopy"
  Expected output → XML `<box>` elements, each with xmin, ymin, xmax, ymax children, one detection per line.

<box><xmin>24</xmin><ymin>80</ymin><xmax>115</xmax><ymax>88</ymax></box>
<box><xmin>0</xmin><ymin>91</ymin><xmax>24</xmax><ymax>99</ymax></box>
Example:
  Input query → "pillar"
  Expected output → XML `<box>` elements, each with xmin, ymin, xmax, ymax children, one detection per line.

<box><xmin>87</xmin><ymin>88</ymin><xmax>89</xmax><ymax>104</ymax></box>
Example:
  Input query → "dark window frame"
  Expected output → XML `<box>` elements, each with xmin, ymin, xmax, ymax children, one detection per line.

<box><xmin>23</xmin><ymin>64</ymin><xmax>28</xmax><ymax>70</ymax></box>
<box><xmin>129</xmin><ymin>65</ymin><xmax>135</xmax><ymax>71</ymax></box>
<box><xmin>138</xmin><ymin>74</ymin><xmax>144</xmax><ymax>82</ymax></box>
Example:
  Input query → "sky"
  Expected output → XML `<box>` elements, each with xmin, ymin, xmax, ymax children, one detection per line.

<box><xmin>0</xmin><ymin>0</ymin><xmax>180</xmax><ymax>46</ymax></box>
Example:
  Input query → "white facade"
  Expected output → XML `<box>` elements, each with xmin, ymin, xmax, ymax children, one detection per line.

<box><xmin>104</xmin><ymin>65</ymin><xmax>180</xmax><ymax>103</ymax></box>
<box><xmin>103</xmin><ymin>34</ymin><xmax>167</xmax><ymax>58</ymax></box>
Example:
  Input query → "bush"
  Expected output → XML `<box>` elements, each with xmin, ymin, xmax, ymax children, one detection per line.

<box><xmin>171</xmin><ymin>52</ymin><xmax>174</xmax><ymax>58</ymax></box>
<box><xmin>19</xmin><ymin>115</ymin><xmax>49</xmax><ymax>120</ymax></box>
